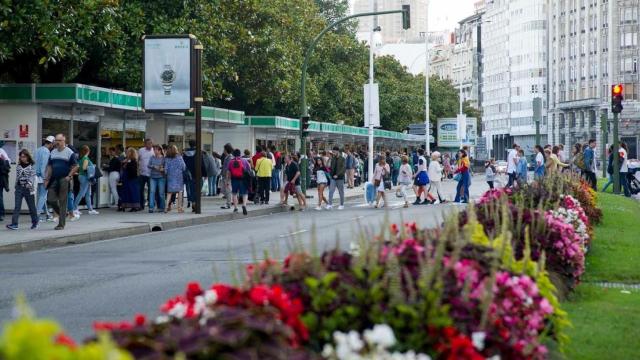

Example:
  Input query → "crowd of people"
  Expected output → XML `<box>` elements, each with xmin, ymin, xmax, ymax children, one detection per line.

<box><xmin>1</xmin><ymin>134</ymin><xmax>635</xmax><ymax>231</ymax></box>
<box><xmin>484</xmin><ymin>139</ymin><xmax>634</xmax><ymax>197</ymax></box>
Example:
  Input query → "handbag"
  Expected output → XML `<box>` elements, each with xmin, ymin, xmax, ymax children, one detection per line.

<box><xmin>374</xmin><ymin>178</ymin><xmax>381</xmax><ymax>187</ymax></box>
<box><xmin>453</xmin><ymin>173</ymin><xmax>462</xmax><ymax>182</ymax></box>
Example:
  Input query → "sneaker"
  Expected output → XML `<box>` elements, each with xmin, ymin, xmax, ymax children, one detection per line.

<box><xmin>433</xmin><ymin>200</ymin><xmax>441</xmax><ymax>205</ymax></box>
<box><xmin>412</xmin><ymin>199</ymin><xmax>422</xmax><ymax>205</ymax></box>
<box><xmin>30</xmin><ymin>222</ymin><xmax>39</xmax><ymax>230</ymax></box>
<box><xmin>338</xmin><ymin>205</ymin><xmax>344</xmax><ymax>210</ymax></box>
<box><xmin>6</xmin><ymin>224</ymin><xmax>18</xmax><ymax>230</ymax></box>
<box><xmin>233</xmin><ymin>208</ymin><xmax>238</xmax><ymax>213</ymax></box>
<box><xmin>242</xmin><ymin>206</ymin><xmax>247</xmax><ymax>215</ymax></box>
<box><xmin>70</xmin><ymin>213</ymin><xmax>80</xmax><ymax>221</ymax></box>
<box><xmin>54</xmin><ymin>225</ymin><xmax>64</xmax><ymax>230</ymax></box>
<box><xmin>88</xmin><ymin>210</ymin><xmax>99</xmax><ymax>215</ymax></box>
<box><xmin>325</xmin><ymin>205</ymin><xmax>333</xmax><ymax>210</ymax></box>
<box><xmin>221</xmin><ymin>205</ymin><xmax>230</xmax><ymax>209</ymax></box>
<box><xmin>73</xmin><ymin>210</ymin><xmax>81</xmax><ymax>217</ymax></box>
<box><xmin>315</xmin><ymin>206</ymin><xmax>323</xmax><ymax>211</ymax></box>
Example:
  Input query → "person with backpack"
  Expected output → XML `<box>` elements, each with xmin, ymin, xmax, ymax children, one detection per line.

<box><xmin>227</xmin><ymin>149</ymin><xmax>251</xmax><ymax>215</ymax></box>
<box><xmin>72</xmin><ymin>145</ymin><xmax>99</xmax><ymax>215</ymax></box>
<box><xmin>582</xmin><ymin>139</ymin><xmax>597</xmax><ymax>190</ymax></box>
<box><xmin>5</xmin><ymin>149</ymin><xmax>39</xmax><ymax>230</ymax></box>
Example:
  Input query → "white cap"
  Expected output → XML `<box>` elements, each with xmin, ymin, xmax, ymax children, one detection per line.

<box><xmin>44</xmin><ymin>135</ymin><xmax>55</xmax><ymax>143</ymax></box>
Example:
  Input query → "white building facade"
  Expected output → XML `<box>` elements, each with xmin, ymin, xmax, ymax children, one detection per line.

<box><xmin>481</xmin><ymin>0</ymin><xmax>548</xmax><ymax>159</ymax></box>
<box><xmin>548</xmin><ymin>0</ymin><xmax>640</xmax><ymax>159</ymax></box>
<box><xmin>453</xmin><ymin>9</ymin><xmax>485</xmax><ymax>110</ymax></box>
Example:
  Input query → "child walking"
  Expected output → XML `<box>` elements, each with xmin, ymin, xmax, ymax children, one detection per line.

<box><xmin>485</xmin><ymin>158</ymin><xmax>496</xmax><ymax>189</ymax></box>
<box><xmin>6</xmin><ymin>149</ymin><xmax>39</xmax><ymax>230</ymax></box>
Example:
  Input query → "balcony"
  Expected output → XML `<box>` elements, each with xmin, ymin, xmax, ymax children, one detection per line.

<box><xmin>555</xmin><ymin>98</ymin><xmax>601</xmax><ymax>109</ymax></box>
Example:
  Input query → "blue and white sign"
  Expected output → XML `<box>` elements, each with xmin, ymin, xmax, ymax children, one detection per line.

<box><xmin>437</xmin><ymin>117</ymin><xmax>477</xmax><ymax>148</ymax></box>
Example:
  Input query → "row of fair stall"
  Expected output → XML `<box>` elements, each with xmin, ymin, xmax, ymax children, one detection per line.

<box><xmin>0</xmin><ymin>83</ymin><xmax>425</xmax><ymax>210</ymax></box>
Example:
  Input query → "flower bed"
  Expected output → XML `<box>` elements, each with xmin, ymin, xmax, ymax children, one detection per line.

<box><xmin>0</xmin><ymin>175</ymin><xmax>600</xmax><ymax>360</ymax></box>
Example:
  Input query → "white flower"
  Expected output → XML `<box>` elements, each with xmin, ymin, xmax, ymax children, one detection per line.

<box><xmin>472</xmin><ymin>331</ymin><xmax>486</xmax><ymax>351</ymax></box>
<box><xmin>168</xmin><ymin>302</ymin><xmax>186</xmax><ymax>319</ymax></box>
<box><xmin>204</xmin><ymin>289</ymin><xmax>218</xmax><ymax>305</ymax></box>
<box><xmin>154</xmin><ymin>315</ymin><xmax>170</xmax><ymax>324</ymax></box>
<box><xmin>347</xmin><ymin>330</ymin><xmax>365</xmax><ymax>352</ymax></box>
<box><xmin>193</xmin><ymin>295</ymin><xmax>206</xmax><ymax>316</ymax></box>
<box><xmin>363</xmin><ymin>324</ymin><xmax>396</xmax><ymax>349</ymax></box>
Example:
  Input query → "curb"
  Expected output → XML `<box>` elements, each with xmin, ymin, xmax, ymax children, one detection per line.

<box><xmin>0</xmin><ymin>194</ymin><xmax>363</xmax><ymax>254</ymax></box>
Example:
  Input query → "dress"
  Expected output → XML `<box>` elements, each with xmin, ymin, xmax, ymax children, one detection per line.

<box><xmin>121</xmin><ymin>160</ymin><xmax>141</xmax><ymax>209</ymax></box>
<box><xmin>165</xmin><ymin>156</ymin><xmax>186</xmax><ymax>193</ymax></box>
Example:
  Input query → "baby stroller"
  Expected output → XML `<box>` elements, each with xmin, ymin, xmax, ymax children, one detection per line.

<box><xmin>628</xmin><ymin>167</ymin><xmax>640</xmax><ymax>195</ymax></box>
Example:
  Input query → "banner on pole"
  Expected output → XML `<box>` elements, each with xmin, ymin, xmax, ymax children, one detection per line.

<box><xmin>364</xmin><ymin>83</ymin><xmax>380</xmax><ymax>128</ymax></box>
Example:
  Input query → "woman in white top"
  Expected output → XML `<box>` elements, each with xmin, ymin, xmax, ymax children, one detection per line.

<box><xmin>374</xmin><ymin>157</ymin><xmax>390</xmax><ymax>208</ymax></box>
<box><xmin>314</xmin><ymin>157</ymin><xmax>330</xmax><ymax>210</ymax></box>
<box><xmin>427</xmin><ymin>152</ymin><xmax>444</xmax><ymax>204</ymax></box>
<box><xmin>396</xmin><ymin>155</ymin><xmax>414</xmax><ymax>208</ymax></box>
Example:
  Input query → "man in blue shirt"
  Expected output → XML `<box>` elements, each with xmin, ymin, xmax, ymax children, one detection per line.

<box><xmin>583</xmin><ymin>139</ymin><xmax>597</xmax><ymax>190</ymax></box>
<box><xmin>35</xmin><ymin>136</ymin><xmax>54</xmax><ymax>221</ymax></box>
<box><xmin>44</xmin><ymin>134</ymin><xmax>78</xmax><ymax>230</ymax></box>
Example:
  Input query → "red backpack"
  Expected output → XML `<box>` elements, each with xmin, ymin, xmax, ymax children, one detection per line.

<box><xmin>230</xmin><ymin>158</ymin><xmax>245</xmax><ymax>179</ymax></box>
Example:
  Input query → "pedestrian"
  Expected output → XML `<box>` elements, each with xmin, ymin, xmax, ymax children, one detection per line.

<box><xmin>396</xmin><ymin>155</ymin><xmax>414</xmax><ymax>208</ymax></box>
<box><xmin>73</xmin><ymin>145</ymin><xmax>99</xmax><ymax>215</ymax></box>
<box><xmin>373</xmin><ymin>157</ymin><xmax>390</xmax><ymax>208</ymax></box>
<box><xmin>284</xmin><ymin>154</ymin><xmax>306</xmax><ymax>211</ymax></box>
<box><xmin>270</xmin><ymin>145</ymin><xmax>282</xmax><ymax>192</ymax></box>
<box><xmin>506</xmin><ymin>143</ymin><xmax>519</xmax><ymax>188</ymax></box>
<box><xmin>44</xmin><ymin>134</ymin><xmax>78</xmax><ymax>230</ymax></box>
<box><xmin>183</xmin><ymin>140</ymin><xmax>205</xmax><ymax>212</ymax></box>
<box><xmin>314</xmin><ymin>157</ymin><xmax>330</xmax><ymax>210</ymax></box>
<box><xmin>485</xmin><ymin>158</ymin><xmax>496</xmax><ymax>189</ymax></box>
<box><xmin>164</xmin><ymin>145</ymin><xmax>186</xmax><ymax>213</ymax></box>
<box><xmin>105</xmin><ymin>147</ymin><xmax>121</xmax><ymax>207</ymax></box>
<box><xmin>138</xmin><ymin>138</ymin><xmax>154</xmax><ymax>210</ymax></box>
<box><xmin>517</xmin><ymin>149</ymin><xmax>528</xmax><ymax>185</ymax></box>
<box><xmin>571</xmin><ymin>143</ymin><xmax>585</xmax><ymax>174</ymax></box>
<box><xmin>121</xmin><ymin>147</ymin><xmax>141</xmax><ymax>212</ymax></box>
<box><xmin>327</xmin><ymin>146</ymin><xmax>345</xmax><ymax>210</ymax></box>
<box><xmin>426</xmin><ymin>151</ymin><xmax>444</xmax><ymax>203</ymax></box>
<box><xmin>255</xmin><ymin>150</ymin><xmax>273</xmax><ymax>205</ymax></box>
<box><xmin>534</xmin><ymin>145</ymin><xmax>545</xmax><ymax>180</ymax></box>
<box><xmin>582</xmin><ymin>139</ymin><xmax>597</xmax><ymax>190</ymax></box>
<box><xmin>0</xmin><ymin>141</ymin><xmax>9</xmax><ymax>222</ymax></box>
<box><xmin>228</xmin><ymin>148</ymin><xmax>251</xmax><ymax>215</ymax></box>
<box><xmin>454</xmin><ymin>149</ymin><xmax>471</xmax><ymax>203</ymax></box>
<box><xmin>5</xmin><ymin>149</ymin><xmax>39</xmax><ymax>230</ymax></box>
<box><xmin>412</xmin><ymin>148</ymin><xmax>429</xmax><ymax>205</ymax></box>
<box><xmin>619</xmin><ymin>142</ymin><xmax>632</xmax><ymax>197</ymax></box>
<box><xmin>220</xmin><ymin>143</ymin><xmax>234</xmax><ymax>209</ymax></box>
<box><xmin>602</xmin><ymin>145</ymin><xmax>615</xmax><ymax>192</ymax></box>
<box><xmin>148</xmin><ymin>145</ymin><xmax>166</xmax><ymax>213</ymax></box>
<box><xmin>205</xmin><ymin>151</ymin><xmax>220</xmax><ymax>197</ymax></box>
<box><xmin>546</xmin><ymin>146</ymin><xmax>569</xmax><ymax>174</ymax></box>
<box><xmin>391</xmin><ymin>152</ymin><xmax>401</xmax><ymax>186</ymax></box>
<box><xmin>345</xmin><ymin>148</ymin><xmax>356</xmax><ymax>189</ymax></box>
<box><xmin>35</xmin><ymin>136</ymin><xmax>54</xmax><ymax>221</ymax></box>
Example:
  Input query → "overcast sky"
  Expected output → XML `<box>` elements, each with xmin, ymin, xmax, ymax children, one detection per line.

<box><xmin>428</xmin><ymin>0</ymin><xmax>477</xmax><ymax>31</ymax></box>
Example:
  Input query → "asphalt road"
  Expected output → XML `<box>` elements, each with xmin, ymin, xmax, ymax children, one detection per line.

<box><xmin>0</xmin><ymin>196</ymin><xmax>466</xmax><ymax>340</ymax></box>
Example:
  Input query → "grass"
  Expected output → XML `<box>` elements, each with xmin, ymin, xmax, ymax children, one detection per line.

<box><xmin>563</xmin><ymin>285</ymin><xmax>640</xmax><ymax>360</ymax></box>
<box><xmin>582</xmin><ymin>192</ymin><xmax>640</xmax><ymax>283</ymax></box>
<box><xmin>564</xmin><ymin>192</ymin><xmax>640</xmax><ymax>359</ymax></box>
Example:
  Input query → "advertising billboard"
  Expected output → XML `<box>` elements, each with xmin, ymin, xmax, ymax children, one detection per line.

<box><xmin>437</xmin><ymin>117</ymin><xmax>477</xmax><ymax>148</ymax></box>
<box><xmin>143</xmin><ymin>36</ymin><xmax>193</xmax><ymax>112</ymax></box>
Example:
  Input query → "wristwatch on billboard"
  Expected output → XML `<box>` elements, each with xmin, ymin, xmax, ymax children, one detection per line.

<box><xmin>160</xmin><ymin>65</ymin><xmax>176</xmax><ymax>95</ymax></box>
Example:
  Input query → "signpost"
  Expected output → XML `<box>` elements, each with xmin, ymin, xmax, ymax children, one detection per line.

<box><xmin>142</xmin><ymin>34</ymin><xmax>204</xmax><ymax>213</ymax></box>
<box><xmin>437</xmin><ymin>117</ymin><xmax>477</xmax><ymax>148</ymax></box>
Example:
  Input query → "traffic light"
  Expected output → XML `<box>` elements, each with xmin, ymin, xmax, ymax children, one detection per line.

<box><xmin>301</xmin><ymin>116</ymin><xmax>310</xmax><ymax>138</ymax></box>
<box><xmin>402</xmin><ymin>5</ymin><xmax>411</xmax><ymax>30</ymax></box>
<box><xmin>612</xmin><ymin>84</ymin><xmax>624</xmax><ymax>114</ymax></box>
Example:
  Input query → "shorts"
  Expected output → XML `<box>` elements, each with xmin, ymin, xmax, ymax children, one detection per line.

<box><xmin>295</xmin><ymin>185</ymin><xmax>302</xmax><ymax>194</ymax></box>
<box><xmin>231</xmin><ymin>178</ymin><xmax>248</xmax><ymax>195</ymax></box>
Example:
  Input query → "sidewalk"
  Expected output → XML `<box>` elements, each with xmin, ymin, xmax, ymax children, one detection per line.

<box><xmin>0</xmin><ymin>186</ymin><xmax>367</xmax><ymax>253</ymax></box>
<box><xmin>0</xmin><ymin>175</ymin><xmax>490</xmax><ymax>253</ymax></box>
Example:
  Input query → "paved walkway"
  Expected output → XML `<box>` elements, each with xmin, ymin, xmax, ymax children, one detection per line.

<box><xmin>0</xmin><ymin>175</ymin><xmax>491</xmax><ymax>252</ymax></box>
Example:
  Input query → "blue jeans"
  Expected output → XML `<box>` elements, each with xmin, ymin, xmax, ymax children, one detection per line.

<box><xmin>602</xmin><ymin>174</ymin><xmax>614</xmax><ymax>192</ymax></box>
<box><xmin>620</xmin><ymin>172</ymin><xmax>631</xmax><ymax>197</ymax></box>
<box><xmin>392</xmin><ymin>168</ymin><xmax>399</xmax><ymax>186</ymax></box>
<box><xmin>67</xmin><ymin>189</ymin><xmax>75</xmax><ymax>212</ymax></box>
<box><xmin>149</xmin><ymin>177</ymin><xmax>166</xmax><ymax>211</ymax></box>
<box><xmin>455</xmin><ymin>172</ymin><xmax>471</xmax><ymax>202</ymax></box>
<box><xmin>271</xmin><ymin>168</ymin><xmax>281</xmax><ymax>191</ymax></box>
<box><xmin>208</xmin><ymin>175</ymin><xmax>218</xmax><ymax>196</ymax></box>
<box><xmin>186</xmin><ymin>178</ymin><xmax>196</xmax><ymax>202</ymax></box>
<box><xmin>0</xmin><ymin>189</ymin><xmax>4</xmax><ymax>219</ymax></box>
<box><xmin>36</xmin><ymin>182</ymin><xmax>50</xmax><ymax>216</ymax></box>
<box><xmin>73</xmin><ymin>175</ymin><xmax>94</xmax><ymax>211</ymax></box>
<box><xmin>12</xmin><ymin>185</ymin><xmax>38</xmax><ymax>226</ymax></box>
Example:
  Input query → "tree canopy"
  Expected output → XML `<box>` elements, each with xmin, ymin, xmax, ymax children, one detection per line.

<box><xmin>0</xmin><ymin>0</ymin><xmax>462</xmax><ymax>132</ymax></box>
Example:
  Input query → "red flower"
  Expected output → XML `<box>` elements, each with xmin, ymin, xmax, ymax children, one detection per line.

<box><xmin>212</xmin><ymin>284</ymin><xmax>243</xmax><ymax>306</ymax></box>
<box><xmin>249</xmin><ymin>285</ymin><xmax>271</xmax><ymax>306</ymax></box>
<box><xmin>54</xmin><ymin>332</ymin><xmax>77</xmax><ymax>349</ymax></box>
<box><xmin>185</xmin><ymin>282</ymin><xmax>203</xmax><ymax>302</ymax></box>
<box><xmin>134</xmin><ymin>313</ymin><xmax>146</xmax><ymax>327</ymax></box>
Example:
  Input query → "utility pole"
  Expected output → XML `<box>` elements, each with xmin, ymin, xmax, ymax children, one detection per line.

<box><xmin>612</xmin><ymin>112</ymin><xmax>620</xmax><ymax>194</ymax></box>
<box><xmin>533</xmin><ymin>97</ymin><xmax>542</xmax><ymax>146</ymax></box>
<box><xmin>424</xmin><ymin>0</ymin><xmax>430</xmax><ymax>154</ymax></box>
<box><xmin>367</xmin><ymin>0</ymin><xmax>376</xmax><ymax>184</ymax></box>
<box><xmin>601</xmin><ymin>112</ymin><xmax>607</xmax><ymax>179</ymax></box>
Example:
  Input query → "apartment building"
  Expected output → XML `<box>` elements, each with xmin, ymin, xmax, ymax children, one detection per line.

<box><xmin>548</xmin><ymin>0</ymin><xmax>640</xmax><ymax>158</ymax></box>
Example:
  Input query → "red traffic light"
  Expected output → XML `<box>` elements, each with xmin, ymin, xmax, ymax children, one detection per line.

<box><xmin>612</xmin><ymin>84</ymin><xmax>623</xmax><ymax>95</ymax></box>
